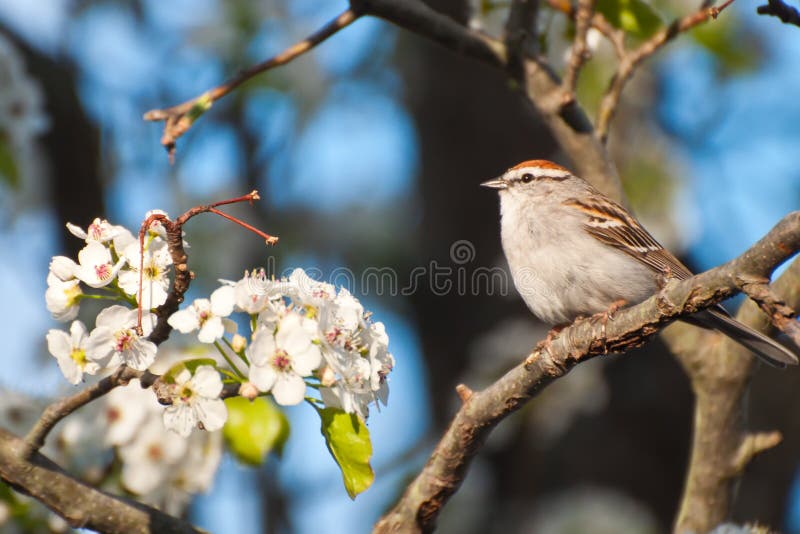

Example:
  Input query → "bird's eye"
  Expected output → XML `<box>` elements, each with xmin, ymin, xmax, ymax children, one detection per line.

<box><xmin>521</xmin><ymin>173</ymin><xmax>534</xmax><ymax>183</ymax></box>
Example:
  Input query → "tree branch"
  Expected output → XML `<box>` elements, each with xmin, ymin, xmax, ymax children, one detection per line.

<box><xmin>0</xmin><ymin>430</ymin><xmax>205</xmax><ymax>534</ymax></box>
<box><xmin>546</xmin><ymin>0</ymin><xmax>626</xmax><ymax>59</ymax></box>
<box><xmin>738</xmin><ymin>274</ymin><xmax>800</xmax><ymax>347</ymax></box>
<box><xmin>757</xmin><ymin>0</ymin><xmax>800</xmax><ymax>27</ymax></box>
<box><xmin>143</xmin><ymin>8</ymin><xmax>361</xmax><ymax>159</ymax></box>
<box><xmin>374</xmin><ymin>212</ymin><xmax>800</xmax><ymax>533</ymax></box>
<box><xmin>354</xmin><ymin>0</ymin><xmax>508</xmax><ymax>67</ymax></box>
<box><xmin>21</xmin><ymin>366</ymin><xmax>143</xmax><ymax>460</ymax></box>
<box><xmin>595</xmin><ymin>0</ymin><xmax>735</xmax><ymax>143</ymax></box>
<box><xmin>670</xmin><ymin>255</ymin><xmax>800</xmax><ymax>532</ymax></box>
<box><xmin>561</xmin><ymin>0</ymin><xmax>595</xmax><ymax>103</ymax></box>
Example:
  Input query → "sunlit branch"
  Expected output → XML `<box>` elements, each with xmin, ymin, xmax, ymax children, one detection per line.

<box><xmin>144</xmin><ymin>8</ymin><xmax>361</xmax><ymax>159</ymax></box>
<box><xmin>595</xmin><ymin>0</ymin><xmax>735</xmax><ymax>143</ymax></box>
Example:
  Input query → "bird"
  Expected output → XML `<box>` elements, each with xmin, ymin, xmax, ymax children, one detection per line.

<box><xmin>481</xmin><ymin>159</ymin><xmax>798</xmax><ymax>367</ymax></box>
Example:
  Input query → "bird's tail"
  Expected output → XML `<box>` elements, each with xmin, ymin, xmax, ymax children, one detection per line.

<box><xmin>683</xmin><ymin>306</ymin><xmax>799</xmax><ymax>368</ymax></box>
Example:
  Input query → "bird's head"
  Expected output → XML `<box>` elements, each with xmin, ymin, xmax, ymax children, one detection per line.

<box><xmin>481</xmin><ymin>160</ymin><xmax>578</xmax><ymax>200</ymax></box>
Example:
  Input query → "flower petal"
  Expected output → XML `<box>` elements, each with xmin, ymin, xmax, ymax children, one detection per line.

<box><xmin>194</xmin><ymin>398</ymin><xmax>227</xmax><ymax>432</ymax></box>
<box><xmin>271</xmin><ymin>373</ymin><xmax>306</xmax><ymax>406</ymax></box>
<box><xmin>248</xmin><ymin>363</ymin><xmax>276</xmax><ymax>392</ymax></box>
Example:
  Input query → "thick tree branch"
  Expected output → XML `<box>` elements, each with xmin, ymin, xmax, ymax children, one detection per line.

<box><xmin>374</xmin><ymin>212</ymin><xmax>800</xmax><ymax>533</ymax></box>
<box><xmin>670</xmin><ymin>255</ymin><xmax>800</xmax><ymax>532</ymax></box>
<box><xmin>354</xmin><ymin>0</ymin><xmax>508</xmax><ymax>66</ymax></box>
<box><xmin>144</xmin><ymin>8</ymin><xmax>360</xmax><ymax>159</ymax></box>
<box><xmin>757</xmin><ymin>0</ymin><xmax>800</xmax><ymax>26</ymax></box>
<box><xmin>596</xmin><ymin>0</ymin><xmax>735</xmax><ymax>143</ymax></box>
<box><xmin>0</xmin><ymin>430</ymin><xmax>204</xmax><ymax>534</ymax></box>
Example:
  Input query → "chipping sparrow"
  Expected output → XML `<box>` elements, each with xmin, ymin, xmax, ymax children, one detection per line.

<box><xmin>482</xmin><ymin>159</ymin><xmax>798</xmax><ymax>367</ymax></box>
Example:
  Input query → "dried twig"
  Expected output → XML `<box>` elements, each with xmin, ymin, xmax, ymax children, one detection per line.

<box><xmin>143</xmin><ymin>8</ymin><xmax>360</xmax><ymax>159</ymax></box>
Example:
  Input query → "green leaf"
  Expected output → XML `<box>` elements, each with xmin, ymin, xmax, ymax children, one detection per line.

<box><xmin>597</xmin><ymin>0</ymin><xmax>663</xmax><ymax>39</ymax></box>
<box><xmin>0</xmin><ymin>140</ymin><xmax>19</xmax><ymax>189</ymax></box>
<box><xmin>223</xmin><ymin>396</ymin><xmax>290</xmax><ymax>465</ymax></box>
<box><xmin>161</xmin><ymin>358</ymin><xmax>218</xmax><ymax>383</ymax></box>
<box><xmin>319</xmin><ymin>408</ymin><xmax>374</xmax><ymax>499</ymax></box>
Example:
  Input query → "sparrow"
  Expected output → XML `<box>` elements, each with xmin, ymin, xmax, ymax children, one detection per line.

<box><xmin>482</xmin><ymin>159</ymin><xmax>798</xmax><ymax>367</ymax></box>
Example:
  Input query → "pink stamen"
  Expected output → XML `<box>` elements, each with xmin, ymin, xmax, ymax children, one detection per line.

<box><xmin>271</xmin><ymin>349</ymin><xmax>291</xmax><ymax>371</ymax></box>
<box><xmin>95</xmin><ymin>263</ymin><xmax>112</xmax><ymax>280</ymax></box>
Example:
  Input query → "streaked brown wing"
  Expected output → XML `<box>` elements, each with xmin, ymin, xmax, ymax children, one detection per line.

<box><xmin>563</xmin><ymin>197</ymin><xmax>693</xmax><ymax>281</ymax></box>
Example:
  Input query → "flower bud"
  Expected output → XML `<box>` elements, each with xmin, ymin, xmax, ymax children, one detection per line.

<box><xmin>232</xmin><ymin>334</ymin><xmax>247</xmax><ymax>353</ymax></box>
<box><xmin>239</xmin><ymin>381</ymin><xmax>259</xmax><ymax>400</ymax></box>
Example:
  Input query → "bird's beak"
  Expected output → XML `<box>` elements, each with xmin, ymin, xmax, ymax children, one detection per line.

<box><xmin>480</xmin><ymin>177</ymin><xmax>507</xmax><ymax>190</ymax></box>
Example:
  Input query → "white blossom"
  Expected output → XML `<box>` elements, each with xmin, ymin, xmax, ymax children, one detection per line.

<box><xmin>49</xmin><ymin>256</ymin><xmax>77</xmax><ymax>281</ymax></box>
<box><xmin>247</xmin><ymin>312</ymin><xmax>322</xmax><ymax>406</ymax></box>
<box><xmin>45</xmin><ymin>272</ymin><xmax>81</xmax><ymax>321</ymax></box>
<box><xmin>287</xmin><ymin>268</ymin><xmax>335</xmax><ymax>317</ymax></box>
<box><xmin>46</xmin><ymin>321</ymin><xmax>99</xmax><ymax>385</ymax></box>
<box><xmin>162</xmin><ymin>365</ymin><xmax>227</xmax><ymax>437</ymax></box>
<box><xmin>168</xmin><ymin>285</ymin><xmax>235</xmax><ymax>343</ymax></box>
<box><xmin>86</xmin><ymin>305</ymin><xmax>157</xmax><ymax>370</ymax></box>
<box><xmin>118</xmin><ymin>239</ymin><xmax>172</xmax><ymax>308</ymax></box>
<box><xmin>66</xmin><ymin>218</ymin><xmax>119</xmax><ymax>244</ymax></box>
<box><xmin>103</xmin><ymin>379</ymin><xmax>161</xmax><ymax>446</ymax></box>
<box><xmin>119</xmin><ymin>417</ymin><xmax>188</xmax><ymax>494</ymax></box>
<box><xmin>74</xmin><ymin>241</ymin><xmax>125</xmax><ymax>288</ymax></box>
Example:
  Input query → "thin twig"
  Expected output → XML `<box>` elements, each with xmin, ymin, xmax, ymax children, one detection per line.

<box><xmin>546</xmin><ymin>0</ymin><xmax>626</xmax><ymax>59</ymax></box>
<box><xmin>144</xmin><ymin>8</ymin><xmax>361</xmax><ymax>159</ymax></box>
<box><xmin>757</xmin><ymin>0</ymin><xmax>800</xmax><ymax>26</ymax></box>
<box><xmin>738</xmin><ymin>275</ymin><xmax>800</xmax><ymax>347</ymax></box>
<box><xmin>595</xmin><ymin>0</ymin><xmax>735</xmax><ymax>143</ymax></box>
<box><xmin>561</xmin><ymin>0</ymin><xmax>595</xmax><ymax>104</ymax></box>
<box><xmin>22</xmin><ymin>366</ymin><xmax>142</xmax><ymax>459</ymax></box>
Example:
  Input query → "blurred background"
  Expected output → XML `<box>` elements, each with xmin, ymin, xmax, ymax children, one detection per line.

<box><xmin>0</xmin><ymin>0</ymin><xmax>799</xmax><ymax>532</ymax></box>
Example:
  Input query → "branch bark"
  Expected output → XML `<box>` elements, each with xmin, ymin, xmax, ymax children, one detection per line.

<box><xmin>668</xmin><ymin>256</ymin><xmax>800</xmax><ymax>533</ymax></box>
<box><xmin>0</xmin><ymin>430</ymin><xmax>204</xmax><ymax>533</ymax></box>
<box><xmin>374</xmin><ymin>212</ymin><xmax>800</xmax><ymax>533</ymax></box>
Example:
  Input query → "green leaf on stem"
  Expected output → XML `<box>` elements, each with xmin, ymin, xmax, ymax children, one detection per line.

<box><xmin>319</xmin><ymin>408</ymin><xmax>374</xmax><ymax>499</ymax></box>
<box><xmin>223</xmin><ymin>396</ymin><xmax>290</xmax><ymax>466</ymax></box>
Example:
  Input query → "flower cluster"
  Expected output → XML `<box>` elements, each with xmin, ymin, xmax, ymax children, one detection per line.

<box><xmin>171</xmin><ymin>267</ymin><xmax>394</xmax><ymax>418</ymax></box>
<box><xmin>46</xmin><ymin>217</ymin><xmax>393</xmax><ymax>441</ymax></box>
<box><xmin>45</xmin><ymin>217</ymin><xmax>171</xmax><ymax>381</ymax></box>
